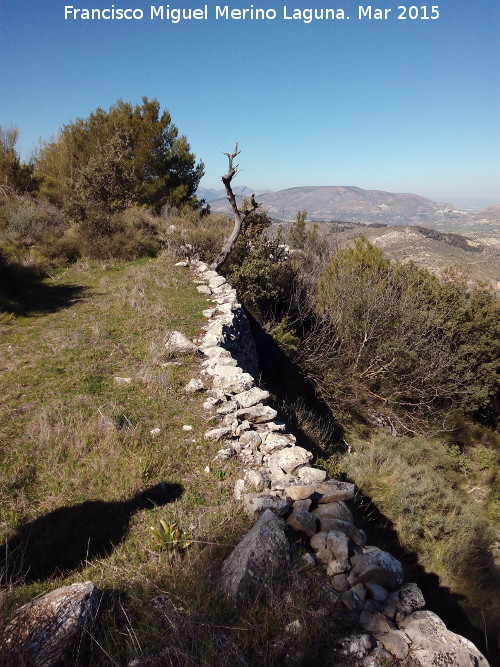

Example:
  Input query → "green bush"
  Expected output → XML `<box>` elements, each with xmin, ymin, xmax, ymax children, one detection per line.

<box><xmin>0</xmin><ymin>197</ymin><xmax>66</xmax><ymax>245</ymax></box>
<box><xmin>75</xmin><ymin>205</ymin><xmax>161</xmax><ymax>260</ymax></box>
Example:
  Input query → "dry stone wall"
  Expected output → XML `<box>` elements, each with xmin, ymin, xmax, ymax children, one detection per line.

<box><xmin>188</xmin><ymin>258</ymin><xmax>490</xmax><ymax>667</ymax></box>
<box><xmin>2</xmin><ymin>258</ymin><xmax>490</xmax><ymax>667</ymax></box>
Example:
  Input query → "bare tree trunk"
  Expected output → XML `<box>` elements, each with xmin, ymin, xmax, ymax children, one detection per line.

<box><xmin>211</xmin><ymin>143</ymin><xmax>259</xmax><ymax>270</ymax></box>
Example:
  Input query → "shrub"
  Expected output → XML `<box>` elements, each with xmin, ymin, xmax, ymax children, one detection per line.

<box><xmin>0</xmin><ymin>197</ymin><xmax>67</xmax><ymax>245</ymax></box>
<box><xmin>75</xmin><ymin>205</ymin><xmax>161</xmax><ymax>260</ymax></box>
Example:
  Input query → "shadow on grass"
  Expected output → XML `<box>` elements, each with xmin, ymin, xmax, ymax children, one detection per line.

<box><xmin>0</xmin><ymin>255</ymin><xmax>90</xmax><ymax>316</ymax></box>
<box><xmin>1</xmin><ymin>482</ymin><xmax>183</xmax><ymax>584</ymax></box>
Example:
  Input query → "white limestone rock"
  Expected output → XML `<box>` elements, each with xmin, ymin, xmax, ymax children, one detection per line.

<box><xmin>165</xmin><ymin>331</ymin><xmax>198</xmax><ymax>354</ymax></box>
<box><xmin>400</xmin><ymin>610</ymin><xmax>489</xmax><ymax>667</ymax></box>
<box><xmin>268</xmin><ymin>446</ymin><xmax>313</xmax><ymax>474</ymax></box>
<box><xmin>233</xmin><ymin>387</ymin><xmax>270</xmax><ymax>409</ymax></box>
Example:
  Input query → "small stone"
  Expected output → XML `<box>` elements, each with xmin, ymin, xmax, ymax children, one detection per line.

<box><xmin>293</xmin><ymin>499</ymin><xmax>312</xmax><ymax>511</ymax></box>
<box><xmin>342</xmin><ymin>589</ymin><xmax>364</xmax><ymax>613</ymax></box>
<box><xmin>197</xmin><ymin>285</ymin><xmax>212</xmax><ymax>294</ymax></box>
<box><xmin>233</xmin><ymin>387</ymin><xmax>270</xmax><ymax>409</ymax></box>
<box><xmin>260</xmin><ymin>421</ymin><xmax>287</xmax><ymax>432</ymax></box>
<box><xmin>350</xmin><ymin>548</ymin><xmax>404</xmax><ymax>591</ymax></box>
<box><xmin>332</xmin><ymin>574</ymin><xmax>350</xmax><ymax>593</ymax></box>
<box><xmin>150</xmin><ymin>427</ymin><xmax>161</xmax><ymax>436</ymax></box>
<box><xmin>243</xmin><ymin>494</ymin><xmax>290</xmax><ymax>518</ymax></box>
<box><xmin>301</xmin><ymin>552</ymin><xmax>316</xmax><ymax>567</ymax></box>
<box><xmin>239</xmin><ymin>430</ymin><xmax>262</xmax><ymax>446</ymax></box>
<box><xmin>365</xmin><ymin>582</ymin><xmax>389</xmax><ymax>602</ymax></box>
<box><xmin>204</xmin><ymin>427</ymin><xmax>232</xmax><ymax>441</ymax></box>
<box><xmin>320</xmin><ymin>519</ymin><xmax>366</xmax><ymax>548</ymax></box>
<box><xmin>326</xmin><ymin>530</ymin><xmax>349</xmax><ymax>561</ymax></box>
<box><xmin>284</xmin><ymin>619</ymin><xmax>303</xmax><ymax>635</ymax></box>
<box><xmin>244</xmin><ymin>469</ymin><xmax>266</xmax><ymax>492</ymax></box>
<box><xmin>217</xmin><ymin>400</ymin><xmax>238</xmax><ymax>415</ymax></box>
<box><xmin>312</xmin><ymin>501</ymin><xmax>354</xmax><ymax>525</ymax></box>
<box><xmin>269</xmin><ymin>446</ymin><xmax>313</xmax><ymax>474</ymax></box>
<box><xmin>114</xmin><ymin>376</ymin><xmax>132</xmax><ymax>384</ymax></box>
<box><xmin>182</xmin><ymin>425</ymin><xmax>193</xmax><ymax>431</ymax></box>
<box><xmin>285</xmin><ymin>480</ymin><xmax>355</xmax><ymax>503</ymax></box>
<box><xmin>351</xmin><ymin>583</ymin><xmax>367</xmax><ymax>603</ymax></box>
<box><xmin>174</xmin><ymin>260</ymin><xmax>188</xmax><ymax>266</ymax></box>
<box><xmin>165</xmin><ymin>331</ymin><xmax>198</xmax><ymax>354</ymax></box>
<box><xmin>204</xmin><ymin>466</ymin><xmax>210</xmax><ymax>473</ymax></box>
<box><xmin>286</xmin><ymin>505</ymin><xmax>317</xmax><ymax>537</ymax></box>
<box><xmin>297</xmin><ymin>466</ymin><xmax>327</xmax><ymax>483</ymax></box>
<box><xmin>213</xmin><ymin>447</ymin><xmax>235</xmax><ymax>462</ymax></box>
<box><xmin>359</xmin><ymin>610</ymin><xmax>393</xmax><ymax>634</ymax></box>
<box><xmin>327</xmin><ymin>559</ymin><xmax>350</xmax><ymax>576</ymax></box>
<box><xmin>202</xmin><ymin>308</ymin><xmax>215</xmax><ymax>318</ymax></box>
<box><xmin>327</xmin><ymin>633</ymin><xmax>376</xmax><ymax>660</ymax></box>
<box><xmin>376</xmin><ymin>630</ymin><xmax>410</xmax><ymax>661</ymax></box>
<box><xmin>184</xmin><ymin>378</ymin><xmax>205</xmax><ymax>393</ymax></box>
<box><xmin>236</xmin><ymin>405</ymin><xmax>278</xmax><ymax>424</ymax></box>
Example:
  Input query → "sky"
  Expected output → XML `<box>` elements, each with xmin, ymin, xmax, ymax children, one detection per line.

<box><xmin>1</xmin><ymin>0</ymin><xmax>499</xmax><ymax>208</ymax></box>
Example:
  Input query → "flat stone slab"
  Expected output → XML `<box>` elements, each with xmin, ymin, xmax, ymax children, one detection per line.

<box><xmin>220</xmin><ymin>509</ymin><xmax>291</xmax><ymax>603</ymax></box>
<box><xmin>285</xmin><ymin>480</ymin><xmax>355</xmax><ymax>503</ymax></box>
<box><xmin>233</xmin><ymin>387</ymin><xmax>269</xmax><ymax>409</ymax></box>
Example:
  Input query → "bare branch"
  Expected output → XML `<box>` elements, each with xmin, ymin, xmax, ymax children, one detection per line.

<box><xmin>211</xmin><ymin>144</ymin><xmax>260</xmax><ymax>271</ymax></box>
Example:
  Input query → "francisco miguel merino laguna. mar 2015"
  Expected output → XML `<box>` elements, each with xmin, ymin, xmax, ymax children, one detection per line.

<box><xmin>64</xmin><ymin>5</ymin><xmax>440</xmax><ymax>23</ymax></box>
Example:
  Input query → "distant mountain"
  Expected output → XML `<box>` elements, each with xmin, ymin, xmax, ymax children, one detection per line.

<box><xmin>472</xmin><ymin>204</ymin><xmax>500</xmax><ymax>224</ymax></box>
<box><xmin>208</xmin><ymin>185</ymin><xmax>470</xmax><ymax>227</ymax></box>
<box><xmin>197</xmin><ymin>185</ymin><xmax>261</xmax><ymax>203</ymax></box>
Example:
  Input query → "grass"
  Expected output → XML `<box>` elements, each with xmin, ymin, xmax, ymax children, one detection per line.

<box><xmin>0</xmin><ymin>252</ymin><xmax>350</xmax><ymax>666</ymax></box>
<box><xmin>0</xmin><ymin>254</ymin><xmax>257</xmax><ymax>662</ymax></box>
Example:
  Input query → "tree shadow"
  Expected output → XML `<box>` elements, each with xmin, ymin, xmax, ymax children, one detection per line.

<box><xmin>1</xmin><ymin>482</ymin><xmax>183</xmax><ymax>584</ymax></box>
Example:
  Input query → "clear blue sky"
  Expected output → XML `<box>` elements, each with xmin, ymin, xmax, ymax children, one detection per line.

<box><xmin>1</xmin><ymin>0</ymin><xmax>499</xmax><ymax>208</ymax></box>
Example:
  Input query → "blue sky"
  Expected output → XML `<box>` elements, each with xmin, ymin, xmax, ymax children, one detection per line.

<box><xmin>1</xmin><ymin>0</ymin><xmax>499</xmax><ymax>208</ymax></box>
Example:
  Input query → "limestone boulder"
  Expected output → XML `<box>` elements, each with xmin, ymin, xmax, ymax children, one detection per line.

<box><xmin>286</xmin><ymin>504</ymin><xmax>317</xmax><ymax>537</ymax></box>
<box><xmin>2</xmin><ymin>582</ymin><xmax>99</xmax><ymax>667</ymax></box>
<box><xmin>242</xmin><ymin>494</ymin><xmax>290</xmax><ymax>518</ymax></box>
<box><xmin>312</xmin><ymin>501</ymin><xmax>354</xmax><ymax>525</ymax></box>
<box><xmin>268</xmin><ymin>446</ymin><xmax>313</xmax><ymax>474</ymax></box>
<box><xmin>350</xmin><ymin>548</ymin><xmax>404</xmax><ymax>591</ymax></box>
<box><xmin>235</xmin><ymin>405</ymin><xmax>278</xmax><ymax>424</ymax></box>
<box><xmin>220</xmin><ymin>509</ymin><xmax>291</xmax><ymax>603</ymax></box>
<box><xmin>297</xmin><ymin>466</ymin><xmax>327</xmax><ymax>483</ymax></box>
<box><xmin>383</xmin><ymin>582</ymin><xmax>425</xmax><ymax>621</ymax></box>
<box><xmin>233</xmin><ymin>387</ymin><xmax>270</xmax><ymax>409</ymax></box>
<box><xmin>319</xmin><ymin>518</ymin><xmax>366</xmax><ymax>548</ymax></box>
<box><xmin>400</xmin><ymin>610</ymin><xmax>489</xmax><ymax>667</ymax></box>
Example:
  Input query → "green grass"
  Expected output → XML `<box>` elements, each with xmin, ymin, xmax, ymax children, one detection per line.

<box><xmin>0</xmin><ymin>254</ymin><xmax>255</xmax><ymax>661</ymax></box>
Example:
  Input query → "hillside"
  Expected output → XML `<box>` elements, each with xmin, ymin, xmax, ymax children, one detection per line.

<box><xmin>314</xmin><ymin>223</ymin><xmax>500</xmax><ymax>290</ymax></box>
<box><xmin>208</xmin><ymin>185</ymin><xmax>471</xmax><ymax>226</ymax></box>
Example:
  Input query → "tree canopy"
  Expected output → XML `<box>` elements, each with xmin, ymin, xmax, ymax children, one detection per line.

<box><xmin>35</xmin><ymin>98</ymin><xmax>204</xmax><ymax>214</ymax></box>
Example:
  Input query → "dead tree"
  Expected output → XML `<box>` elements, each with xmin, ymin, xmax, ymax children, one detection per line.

<box><xmin>211</xmin><ymin>143</ymin><xmax>259</xmax><ymax>270</ymax></box>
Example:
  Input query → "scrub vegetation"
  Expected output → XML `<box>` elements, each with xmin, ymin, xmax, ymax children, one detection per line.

<box><xmin>1</xmin><ymin>109</ymin><xmax>499</xmax><ymax>662</ymax></box>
